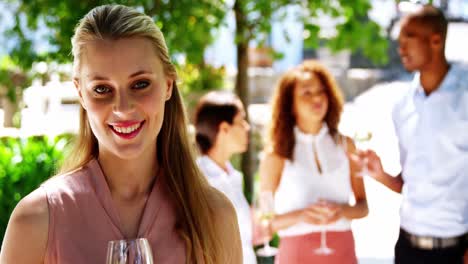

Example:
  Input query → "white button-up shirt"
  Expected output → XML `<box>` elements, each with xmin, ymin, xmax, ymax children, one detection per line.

<box><xmin>393</xmin><ymin>63</ymin><xmax>468</xmax><ymax>237</ymax></box>
<box><xmin>197</xmin><ymin>156</ymin><xmax>257</xmax><ymax>264</ymax></box>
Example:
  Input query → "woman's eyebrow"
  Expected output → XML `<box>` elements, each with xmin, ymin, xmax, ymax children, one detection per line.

<box><xmin>86</xmin><ymin>70</ymin><xmax>153</xmax><ymax>81</ymax></box>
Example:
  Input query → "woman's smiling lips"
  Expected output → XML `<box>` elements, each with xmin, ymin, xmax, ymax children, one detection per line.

<box><xmin>108</xmin><ymin>120</ymin><xmax>145</xmax><ymax>139</ymax></box>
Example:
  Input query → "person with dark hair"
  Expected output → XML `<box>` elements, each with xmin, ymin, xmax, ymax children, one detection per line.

<box><xmin>0</xmin><ymin>5</ymin><xmax>242</xmax><ymax>263</ymax></box>
<box><xmin>259</xmin><ymin>60</ymin><xmax>368</xmax><ymax>263</ymax></box>
<box><xmin>357</xmin><ymin>4</ymin><xmax>468</xmax><ymax>264</ymax></box>
<box><xmin>194</xmin><ymin>91</ymin><xmax>257</xmax><ymax>264</ymax></box>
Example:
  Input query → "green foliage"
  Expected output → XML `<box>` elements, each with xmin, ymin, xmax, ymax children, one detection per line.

<box><xmin>177</xmin><ymin>63</ymin><xmax>226</xmax><ymax>96</ymax></box>
<box><xmin>4</xmin><ymin>0</ymin><xmax>227</xmax><ymax>67</ymax></box>
<box><xmin>147</xmin><ymin>0</ymin><xmax>226</xmax><ymax>64</ymax></box>
<box><xmin>301</xmin><ymin>0</ymin><xmax>389</xmax><ymax>65</ymax></box>
<box><xmin>234</xmin><ymin>0</ymin><xmax>290</xmax><ymax>45</ymax></box>
<box><xmin>233</xmin><ymin>0</ymin><xmax>389</xmax><ymax>65</ymax></box>
<box><xmin>176</xmin><ymin>63</ymin><xmax>226</xmax><ymax>115</ymax></box>
<box><xmin>0</xmin><ymin>56</ymin><xmax>22</xmax><ymax>102</ymax></box>
<box><xmin>0</xmin><ymin>134</ymin><xmax>74</xmax><ymax>245</ymax></box>
<box><xmin>326</xmin><ymin>16</ymin><xmax>389</xmax><ymax>64</ymax></box>
<box><xmin>5</xmin><ymin>0</ymin><xmax>389</xmax><ymax>67</ymax></box>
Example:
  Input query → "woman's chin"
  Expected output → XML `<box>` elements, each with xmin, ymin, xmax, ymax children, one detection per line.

<box><xmin>104</xmin><ymin>145</ymin><xmax>150</xmax><ymax>161</ymax></box>
<box><xmin>308</xmin><ymin>113</ymin><xmax>326</xmax><ymax>123</ymax></box>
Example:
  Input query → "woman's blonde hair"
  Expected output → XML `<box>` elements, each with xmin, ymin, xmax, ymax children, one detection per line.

<box><xmin>62</xmin><ymin>5</ymin><xmax>225</xmax><ymax>263</ymax></box>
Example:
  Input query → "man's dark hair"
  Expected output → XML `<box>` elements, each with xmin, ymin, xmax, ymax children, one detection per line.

<box><xmin>409</xmin><ymin>4</ymin><xmax>448</xmax><ymax>41</ymax></box>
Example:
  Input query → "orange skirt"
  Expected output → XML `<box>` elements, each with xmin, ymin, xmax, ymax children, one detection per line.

<box><xmin>275</xmin><ymin>230</ymin><xmax>357</xmax><ymax>264</ymax></box>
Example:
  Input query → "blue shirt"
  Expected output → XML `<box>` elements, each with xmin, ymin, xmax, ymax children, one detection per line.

<box><xmin>393</xmin><ymin>63</ymin><xmax>468</xmax><ymax>237</ymax></box>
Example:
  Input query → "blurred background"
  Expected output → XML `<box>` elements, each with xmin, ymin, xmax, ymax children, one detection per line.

<box><xmin>1</xmin><ymin>0</ymin><xmax>468</xmax><ymax>262</ymax></box>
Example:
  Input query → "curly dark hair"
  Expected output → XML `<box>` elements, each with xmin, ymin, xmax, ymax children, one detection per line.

<box><xmin>267</xmin><ymin>59</ymin><xmax>344</xmax><ymax>160</ymax></box>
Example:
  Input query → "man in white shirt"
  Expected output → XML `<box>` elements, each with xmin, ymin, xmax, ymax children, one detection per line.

<box><xmin>360</xmin><ymin>4</ymin><xmax>468</xmax><ymax>264</ymax></box>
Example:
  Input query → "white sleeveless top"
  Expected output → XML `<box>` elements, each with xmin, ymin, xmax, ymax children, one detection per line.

<box><xmin>274</xmin><ymin>124</ymin><xmax>353</xmax><ymax>237</ymax></box>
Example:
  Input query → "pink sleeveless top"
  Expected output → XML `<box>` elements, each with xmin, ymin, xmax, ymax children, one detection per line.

<box><xmin>41</xmin><ymin>159</ymin><xmax>186</xmax><ymax>263</ymax></box>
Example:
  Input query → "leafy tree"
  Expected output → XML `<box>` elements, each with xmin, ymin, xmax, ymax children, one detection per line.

<box><xmin>0</xmin><ymin>56</ymin><xmax>29</xmax><ymax>127</ymax></box>
<box><xmin>5</xmin><ymin>0</ymin><xmax>226</xmax><ymax>66</ymax></box>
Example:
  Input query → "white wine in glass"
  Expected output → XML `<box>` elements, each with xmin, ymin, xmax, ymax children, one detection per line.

<box><xmin>353</xmin><ymin>131</ymin><xmax>372</xmax><ymax>150</ymax></box>
<box><xmin>255</xmin><ymin>191</ymin><xmax>278</xmax><ymax>257</ymax></box>
<box><xmin>353</xmin><ymin>131</ymin><xmax>373</xmax><ymax>177</ymax></box>
<box><xmin>106</xmin><ymin>238</ymin><xmax>154</xmax><ymax>264</ymax></box>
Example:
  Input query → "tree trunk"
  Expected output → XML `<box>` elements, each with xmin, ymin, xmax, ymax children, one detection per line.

<box><xmin>2</xmin><ymin>97</ymin><xmax>16</xmax><ymax>128</ymax></box>
<box><xmin>234</xmin><ymin>0</ymin><xmax>253</xmax><ymax>202</ymax></box>
<box><xmin>236</xmin><ymin>42</ymin><xmax>253</xmax><ymax>202</ymax></box>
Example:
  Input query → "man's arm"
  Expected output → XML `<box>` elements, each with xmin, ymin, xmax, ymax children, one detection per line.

<box><xmin>365</xmin><ymin>150</ymin><xmax>404</xmax><ymax>193</ymax></box>
<box><xmin>375</xmin><ymin>172</ymin><xmax>404</xmax><ymax>193</ymax></box>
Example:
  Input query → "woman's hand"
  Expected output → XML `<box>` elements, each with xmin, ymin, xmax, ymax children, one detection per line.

<box><xmin>252</xmin><ymin>208</ymin><xmax>274</xmax><ymax>245</ymax></box>
<box><xmin>300</xmin><ymin>200</ymin><xmax>343</xmax><ymax>225</ymax></box>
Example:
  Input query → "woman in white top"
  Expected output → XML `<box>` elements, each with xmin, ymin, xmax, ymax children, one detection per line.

<box><xmin>194</xmin><ymin>91</ymin><xmax>257</xmax><ymax>264</ymax></box>
<box><xmin>259</xmin><ymin>60</ymin><xmax>368</xmax><ymax>264</ymax></box>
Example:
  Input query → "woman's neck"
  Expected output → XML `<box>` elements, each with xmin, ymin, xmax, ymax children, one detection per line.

<box><xmin>98</xmin><ymin>149</ymin><xmax>158</xmax><ymax>201</ymax></box>
<box><xmin>296</xmin><ymin>119</ymin><xmax>323</xmax><ymax>135</ymax></box>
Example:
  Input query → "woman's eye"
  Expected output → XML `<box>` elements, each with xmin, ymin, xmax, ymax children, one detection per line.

<box><xmin>133</xmin><ymin>80</ymin><xmax>150</xmax><ymax>90</ymax></box>
<box><xmin>94</xmin><ymin>85</ymin><xmax>111</xmax><ymax>94</ymax></box>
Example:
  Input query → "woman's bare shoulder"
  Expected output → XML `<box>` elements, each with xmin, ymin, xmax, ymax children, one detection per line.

<box><xmin>343</xmin><ymin>135</ymin><xmax>356</xmax><ymax>152</ymax></box>
<box><xmin>206</xmin><ymin>187</ymin><xmax>237</xmax><ymax>219</ymax></box>
<box><xmin>259</xmin><ymin>151</ymin><xmax>286</xmax><ymax>191</ymax></box>
<box><xmin>261</xmin><ymin>151</ymin><xmax>285</xmax><ymax>170</ymax></box>
<box><xmin>205</xmin><ymin>187</ymin><xmax>243</xmax><ymax>263</ymax></box>
<box><xmin>0</xmin><ymin>188</ymin><xmax>49</xmax><ymax>263</ymax></box>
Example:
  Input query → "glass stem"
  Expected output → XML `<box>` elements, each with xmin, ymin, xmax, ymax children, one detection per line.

<box><xmin>264</xmin><ymin>240</ymin><xmax>270</xmax><ymax>253</ymax></box>
<box><xmin>321</xmin><ymin>228</ymin><xmax>327</xmax><ymax>248</ymax></box>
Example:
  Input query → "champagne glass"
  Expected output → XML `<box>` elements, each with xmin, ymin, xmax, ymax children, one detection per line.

<box><xmin>254</xmin><ymin>191</ymin><xmax>278</xmax><ymax>257</ymax></box>
<box><xmin>106</xmin><ymin>238</ymin><xmax>154</xmax><ymax>264</ymax></box>
<box><xmin>314</xmin><ymin>200</ymin><xmax>334</xmax><ymax>255</ymax></box>
<box><xmin>353</xmin><ymin>131</ymin><xmax>373</xmax><ymax>177</ymax></box>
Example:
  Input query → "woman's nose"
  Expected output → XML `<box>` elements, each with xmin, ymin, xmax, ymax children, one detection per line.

<box><xmin>113</xmin><ymin>92</ymin><xmax>135</xmax><ymax>115</ymax></box>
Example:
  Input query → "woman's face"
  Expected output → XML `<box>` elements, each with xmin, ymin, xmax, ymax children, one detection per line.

<box><xmin>293</xmin><ymin>72</ymin><xmax>329</xmax><ymax>124</ymax></box>
<box><xmin>75</xmin><ymin>37</ymin><xmax>173</xmax><ymax>160</ymax></box>
<box><xmin>224</xmin><ymin>106</ymin><xmax>250</xmax><ymax>154</ymax></box>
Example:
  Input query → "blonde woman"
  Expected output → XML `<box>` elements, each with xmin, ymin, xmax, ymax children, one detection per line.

<box><xmin>0</xmin><ymin>5</ymin><xmax>242</xmax><ymax>264</ymax></box>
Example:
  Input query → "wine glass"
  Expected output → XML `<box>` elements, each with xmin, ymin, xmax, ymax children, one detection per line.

<box><xmin>353</xmin><ymin>131</ymin><xmax>373</xmax><ymax>177</ymax></box>
<box><xmin>106</xmin><ymin>238</ymin><xmax>154</xmax><ymax>264</ymax></box>
<box><xmin>314</xmin><ymin>200</ymin><xmax>334</xmax><ymax>255</ymax></box>
<box><xmin>254</xmin><ymin>191</ymin><xmax>278</xmax><ymax>257</ymax></box>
